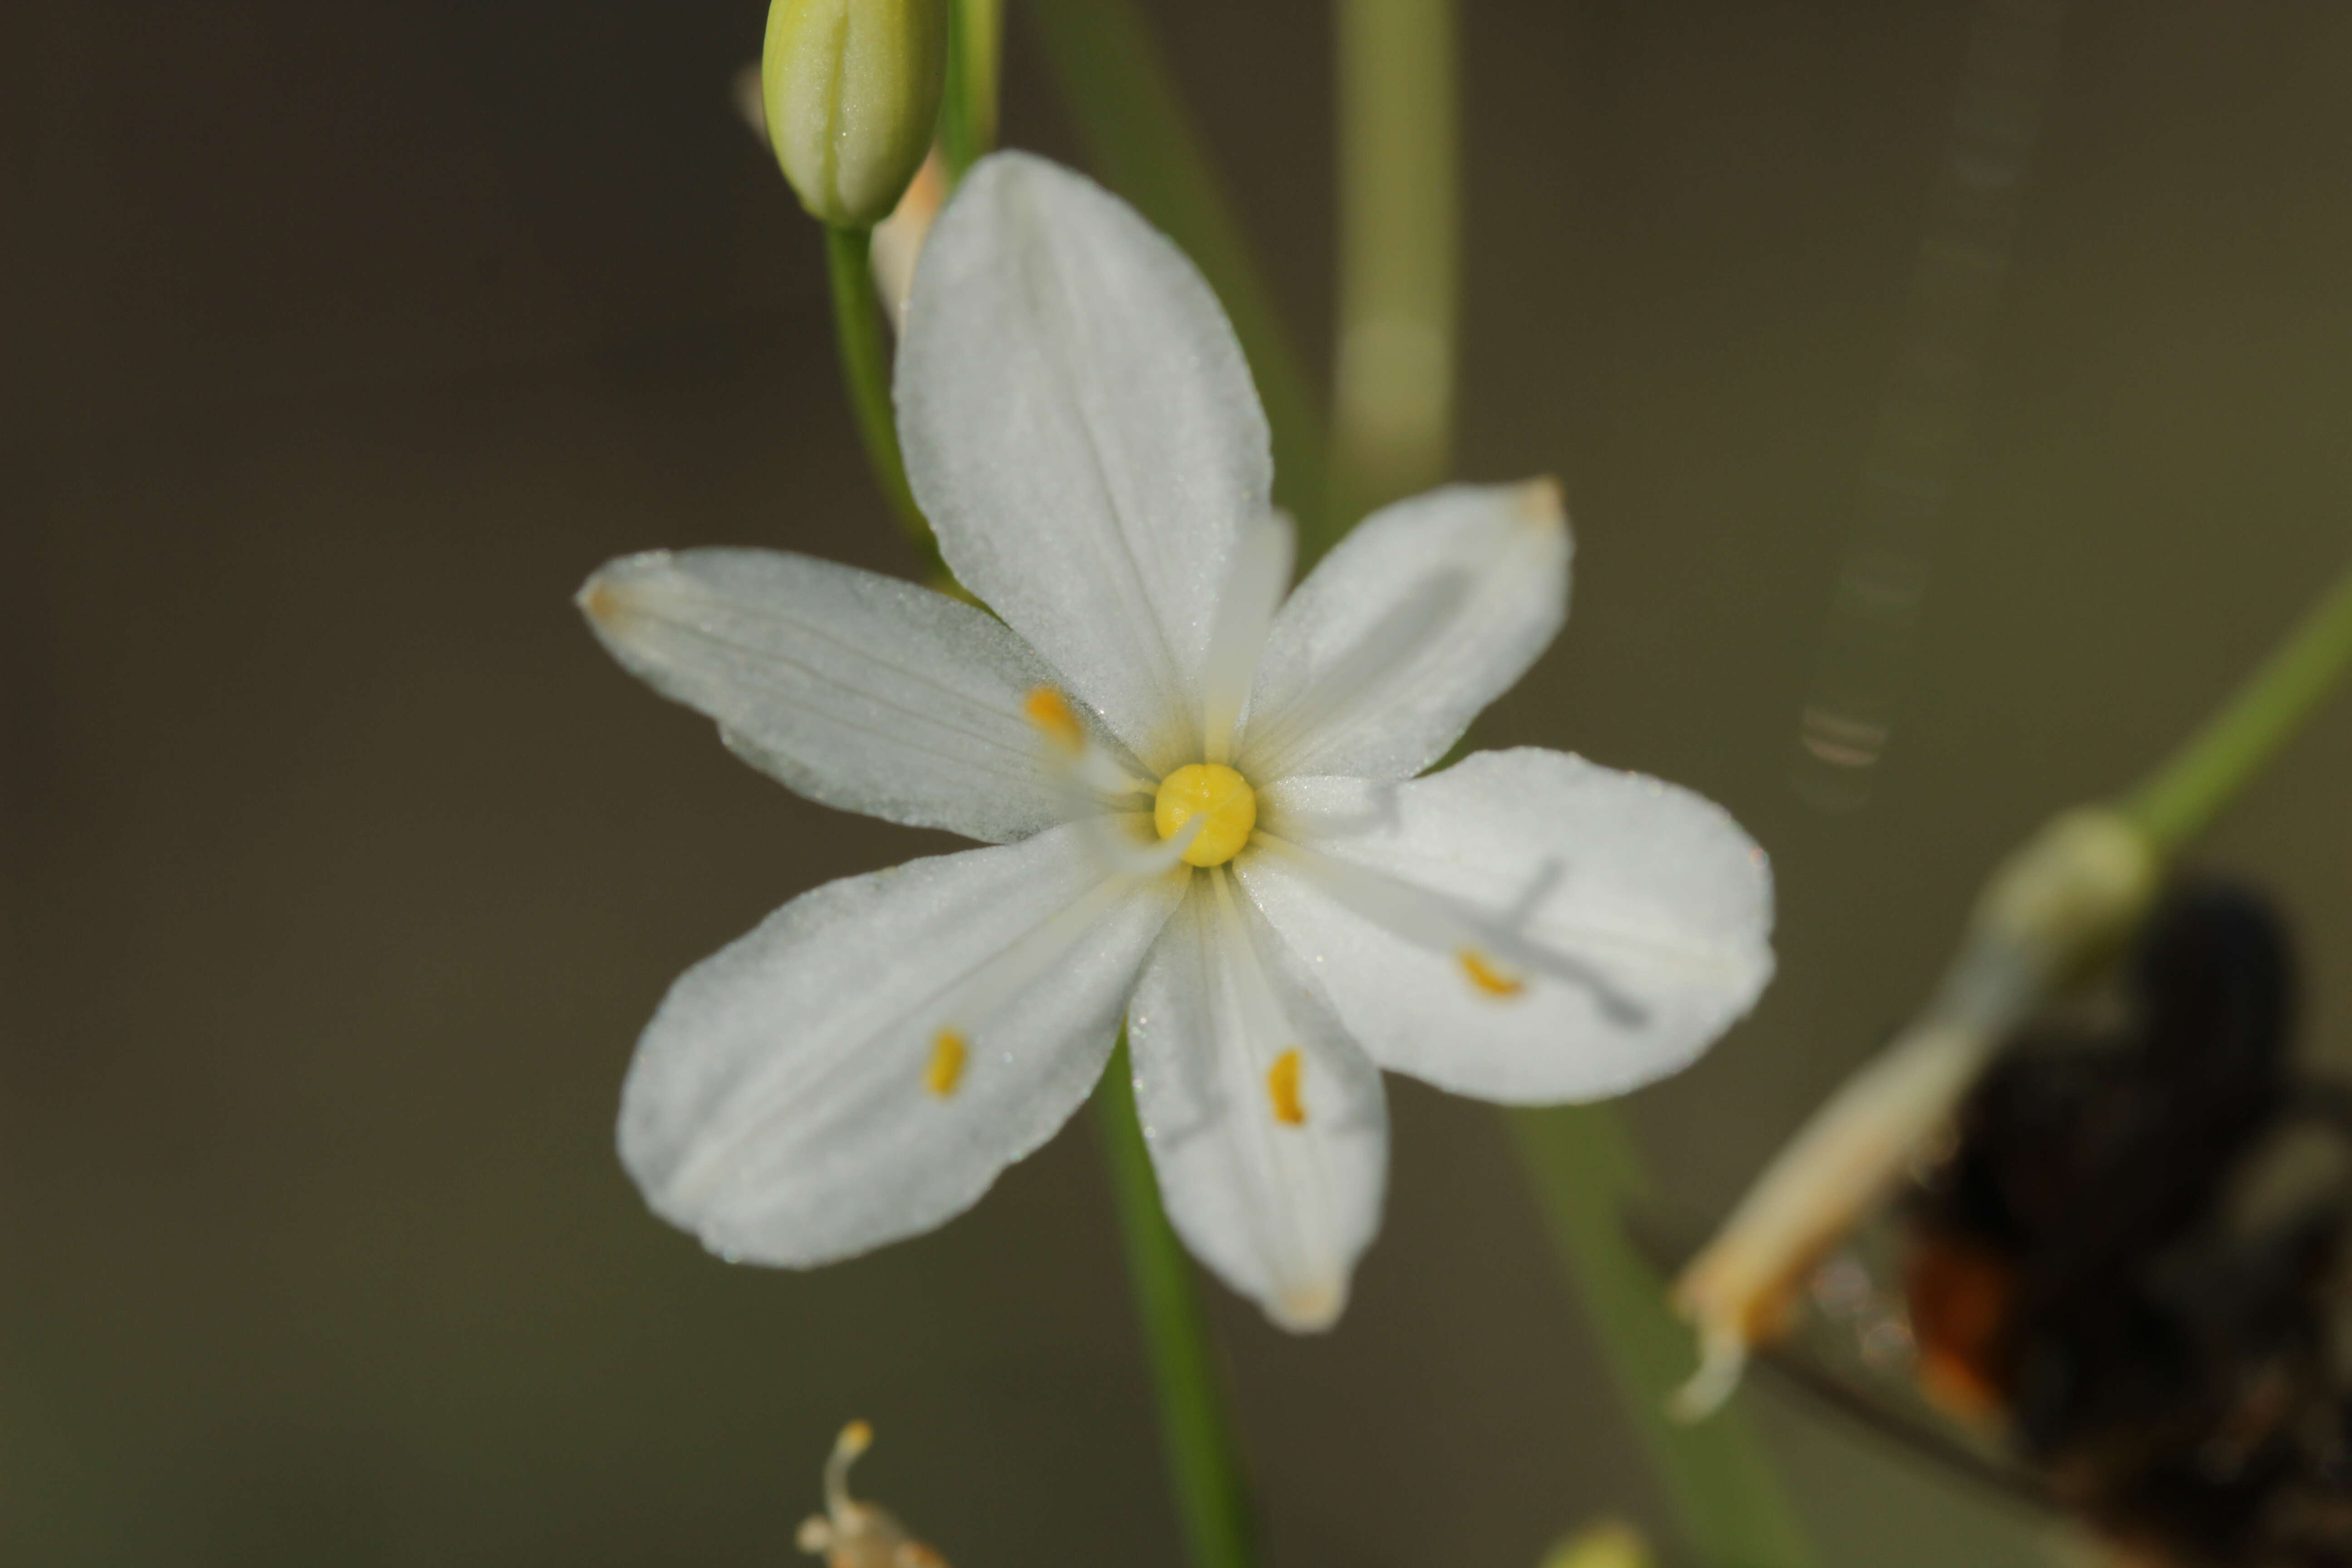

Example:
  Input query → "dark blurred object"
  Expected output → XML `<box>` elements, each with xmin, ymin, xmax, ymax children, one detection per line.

<box><xmin>1904</xmin><ymin>883</ymin><xmax>2352</xmax><ymax>1565</ymax></box>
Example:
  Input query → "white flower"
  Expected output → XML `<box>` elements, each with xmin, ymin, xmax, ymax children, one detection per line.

<box><xmin>579</xmin><ymin>152</ymin><xmax>1775</xmax><ymax>1330</ymax></box>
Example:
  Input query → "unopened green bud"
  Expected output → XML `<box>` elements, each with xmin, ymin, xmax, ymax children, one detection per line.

<box><xmin>762</xmin><ymin>0</ymin><xmax>948</xmax><ymax>229</ymax></box>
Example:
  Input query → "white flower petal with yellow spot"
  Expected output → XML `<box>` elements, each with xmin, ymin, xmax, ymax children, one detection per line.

<box><xmin>582</xmin><ymin>149</ymin><xmax>1776</xmax><ymax>1330</ymax></box>
<box><xmin>620</xmin><ymin>823</ymin><xmax>1187</xmax><ymax>1268</ymax></box>
<box><xmin>898</xmin><ymin>152</ymin><xmax>1270</xmax><ymax>775</ymax></box>
<box><xmin>1128</xmin><ymin>871</ymin><xmax>1387</xmax><ymax>1332</ymax></box>
<box><xmin>581</xmin><ymin>547</ymin><xmax>1092</xmax><ymax>843</ymax></box>
<box><xmin>1241</xmin><ymin>751</ymin><xmax>1776</xmax><ymax>1104</ymax></box>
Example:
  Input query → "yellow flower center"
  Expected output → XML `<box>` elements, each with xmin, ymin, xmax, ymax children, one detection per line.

<box><xmin>1154</xmin><ymin>763</ymin><xmax>1257</xmax><ymax>867</ymax></box>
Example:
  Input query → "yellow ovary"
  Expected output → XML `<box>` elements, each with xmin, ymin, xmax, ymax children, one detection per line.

<box><xmin>1153</xmin><ymin>764</ymin><xmax>1258</xmax><ymax>868</ymax></box>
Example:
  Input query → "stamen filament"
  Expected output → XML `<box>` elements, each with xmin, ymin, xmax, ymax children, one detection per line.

<box><xmin>824</xmin><ymin>1419</ymin><xmax>872</xmax><ymax>1516</ymax></box>
<box><xmin>1075</xmin><ymin>753</ymin><xmax>1160</xmax><ymax>800</ymax></box>
<box><xmin>1205</xmin><ymin>869</ymin><xmax>1343</xmax><ymax>1318</ymax></box>
<box><xmin>918</xmin><ymin>866</ymin><xmax>1177</xmax><ymax>1061</ymax></box>
<box><xmin>1252</xmin><ymin>831</ymin><xmax>1480</xmax><ymax>947</ymax></box>
<box><xmin>1024</xmin><ymin>684</ymin><xmax>1160</xmax><ymax>803</ymax></box>
<box><xmin>1252</xmin><ymin>829</ymin><xmax>1727</xmax><ymax>1001</ymax></box>
<box><xmin>1085</xmin><ymin>810</ymin><xmax>1207</xmax><ymax>877</ymax></box>
<box><xmin>1237</xmin><ymin>573</ymin><xmax>1465</xmax><ymax>778</ymax></box>
<box><xmin>1253</xmin><ymin>831</ymin><xmax>1524</xmax><ymax>999</ymax></box>
<box><xmin>1197</xmin><ymin>516</ymin><xmax>1295</xmax><ymax>765</ymax></box>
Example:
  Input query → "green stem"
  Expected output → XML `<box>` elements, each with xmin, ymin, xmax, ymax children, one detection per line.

<box><xmin>1023</xmin><ymin>0</ymin><xmax>1333</xmax><ymax>560</ymax></box>
<box><xmin>938</xmin><ymin>0</ymin><xmax>1002</xmax><ymax>181</ymax></box>
<box><xmin>1332</xmin><ymin>0</ymin><xmax>1460</xmax><ymax>524</ymax></box>
<box><xmin>1094</xmin><ymin>1037</ymin><xmax>1257</xmax><ymax>1568</ymax></box>
<box><xmin>1315</xmin><ymin>0</ymin><xmax>1802</xmax><ymax>1551</ymax></box>
<box><xmin>823</xmin><ymin>224</ymin><xmax>939</xmax><ymax>572</ymax></box>
<box><xmin>2124</xmin><ymin>553</ymin><xmax>2352</xmax><ymax>853</ymax></box>
<box><xmin>1510</xmin><ymin>1107</ymin><xmax>1822</xmax><ymax>1568</ymax></box>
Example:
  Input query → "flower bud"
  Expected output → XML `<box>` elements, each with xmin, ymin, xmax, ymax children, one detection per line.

<box><xmin>762</xmin><ymin>0</ymin><xmax>949</xmax><ymax>229</ymax></box>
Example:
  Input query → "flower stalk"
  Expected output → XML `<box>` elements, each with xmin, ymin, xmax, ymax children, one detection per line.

<box><xmin>1332</xmin><ymin>0</ymin><xmax>1460</xmax><ymax>524</ymax></box>
<box><xmin>1316</xmin><ymin>0</ymin><xmax>1816</xmax><ymax>1554</ymax></box>
<box><xmin>822</xmin><ymin>224</ymin><xmax>938</xmax><ymax>570</ymax></box>
<box><xmin>937</xmin><ymin>0</ymin><xmax>1003</xmax><ymax>180</ymax></box>
<box><xmin>1512</xmin><ymin>1106</ymin><xmax>1822</xmax><ymax>1568</ymax></box>
<box><xmin>2126</xmin><ymin>551</ymin><xmax>2352</xmax><ymax>853</ymax></box>
<box><xmin>1095</xmin><ymin>1037</ymin><xmax>1259</xmax><ymax>1568</ymax></box>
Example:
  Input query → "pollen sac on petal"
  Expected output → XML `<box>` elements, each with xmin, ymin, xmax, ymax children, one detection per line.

<box><xmin>1266</xmin><ymin>1047</ymin><xmax>1307</xmax><ymax>1126</ymax></box>
<box><xmin>1458</xmin><ymin>949</ymin><xmax>1526</xmax><ymax>998</ymax></box>
<box><xmin>1021</xmin><ymin>686</ymin><xmax>1087</xmax><ymax>750</ymax></box>
<box><xmin>924</xmin><ymin>1030</ymin><xmax>966</xmax><ymax>1098</ymax></box>
<box><xmin>1154</xmin><ymin>764</ymin><xmax>1257</xmax><ymax>867</ymax></box>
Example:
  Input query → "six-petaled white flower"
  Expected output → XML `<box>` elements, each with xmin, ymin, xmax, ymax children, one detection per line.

<box><xmin>579</xmin><ymin>152</ymin><xmax>1775</xmax><ymax>1330</ymax></box>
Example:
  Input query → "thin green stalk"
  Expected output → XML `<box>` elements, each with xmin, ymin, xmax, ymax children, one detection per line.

<box><xmin>1094</xmin><ymin>1037</ymin><xmax>1258</xmax><ymax>1568</ymax></box>
<box><xmin>2124</xmin><ymin>553</ymin><xmax>2352</xmax><ymax>853</ymax></box>
<box><xmin>1023</xmin><ymin>0</ymin><xmax>1332</xmax><ymax>559</ymax></box>
<box><xmin>1320</xmin><ymin>0</ymin><xmax>1808</xmax><ymax>1557</ymax></box>
<box><xmin>938</xmin><ymin>0</ymin><xmax>1003</xmax><ymax>181</ymax></box>
<box><xmin>1332</xmin><ymin>0</ymin><xmax>1460</xmax><ymax>524</ymax></box>
<box><xmin>1510</xmin><ymin>1107</ymin><xmax>1822</xmax><ymax>1568</ymax></box>
<box><xmin>823</xmin><ymin>224</ymin><xmax>938</xmax><ymax>571</ymax></box>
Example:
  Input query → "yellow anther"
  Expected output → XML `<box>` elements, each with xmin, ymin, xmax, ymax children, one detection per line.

<box><xmin>1023</xmin><ymin>686</ymin><xmax>1085</xmax><ymax>750</ymax></box>
<box><xmin>1154</xmin><ymin>763</ymin><xmax>1257</xmax><ymax>867</ymax></box>
<box><xmin>838</xmin><ymin>1419</ymin><xmax>873</xmax><ymax>1455</ymax></box>
<box><xmin>924</xmin><ymin>1032</ymin><xmax>966</xmax><ymax>1098</ymax></box>
<box><xmin>1267</xmin><ymin>1048</ymin><xmax>1306</xmax><ymax>1126</ymax></box>
<box><xmin>1459</xmin><ymin>950</ymin><xmax>1525</xmax><ymax>997</ymax></box>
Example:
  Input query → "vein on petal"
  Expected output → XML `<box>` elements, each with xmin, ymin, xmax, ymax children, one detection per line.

<box><xmin>626</xmin><ymin>580</ymin><xmax>1076</xmax><ymax>764</ymax></box>
<box><xmin>1008</xmin><ymin>173</ymin><xmax>1205</xmax><ymax>758</ymax></box>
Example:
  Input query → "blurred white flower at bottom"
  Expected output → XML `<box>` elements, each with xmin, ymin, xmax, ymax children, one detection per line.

<box><xmin>797</xmin><ymin>1421</ymin><xmax>946</xmax><ymax>1568</ymax></box>
<box><xmin>1540</xmin><ymin>1519</ymin><xmax>1656</xmax><ymax>1568</ymax></box>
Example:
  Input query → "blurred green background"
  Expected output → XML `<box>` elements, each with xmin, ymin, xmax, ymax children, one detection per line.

<box><xmin>11</xmin><ymin>1</ymin><xmax>2352</xmax><ymax>1563</ymax></box>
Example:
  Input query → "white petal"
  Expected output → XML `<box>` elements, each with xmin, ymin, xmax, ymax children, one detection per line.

<box><xmin>619</xmin><ymin>823</ymin><xmax>1186</xmax><ymax>1266</ymax></box>
<box><xmin>1128</xmin><ymin>872</ymin><xmax>1388</xmax><ymax>1330</ymax></box>
<box><xmin>896</xmin><ymin>152</ymin><xmax>1274</xmax><ymax>773</ymax></box>
<box><xmin>1239</xmin><ymin>480</ymin><xmax>1570</xmax><ymax>784</ymax></box>
<box><xmin>1238</xmin><ymin>748</ymin><xmax>1774</xmax><ymax>1103</ymax></box>
<box><xmin>581</xmin><ymin>547</ymin><xmax>1117</xmax><ymax>843</ymax></box>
